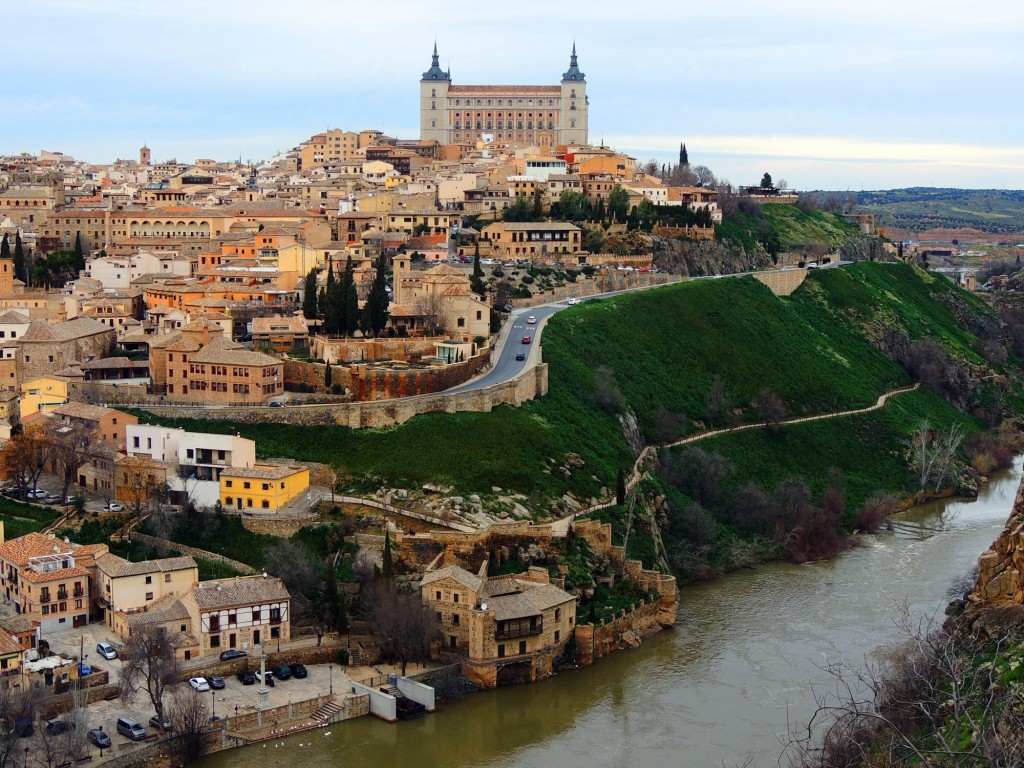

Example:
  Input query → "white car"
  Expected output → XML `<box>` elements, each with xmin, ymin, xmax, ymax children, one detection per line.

<box><xmin>188</xmin><ymin>677</ymin><xmax>210</xmax><ymax>692</ymax></box>
<box><xmin>566</xmin><ymin>298</ymin><xmax>581</xmax><ymax>305</ymax></box>
<box><xmin>103</xmin><ymin>501</ymin><xmax>124</xmax><ymax>512</ymax></box>
<box><xmin>526</xmin><ymin>316</ymin><xmax>537</xmax><ymax>325</ymax></box>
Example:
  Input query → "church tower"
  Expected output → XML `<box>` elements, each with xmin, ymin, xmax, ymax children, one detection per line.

<box><xmin>558</xmin><ymin>43</ymin><xmax>588</xmax><ymax>146</ymax></box>
<box><xmin>420</xmin><ymin>43</ymin><xmax>451</xmax><ymax>144</ymax></box>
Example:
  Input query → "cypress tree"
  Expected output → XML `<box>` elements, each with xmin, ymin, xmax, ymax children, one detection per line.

<box><xmin>302</xmin><ymin>268</ymin><xmax>318</xmax><ymax>320</ymax></box>
<box><xmin>345</xmin><ymin>279</ymin><xmax>360</xmax><ymax>337</ymax></box>
<box><xmin>13</xmin><ymin>233</ymin><xmax>25</xmax><ymax>284</ymax></box>
<box><xmin>325</xmin><ymin>566</ymin><xmax>342</xmax><ymax>632</ymax></box>
<box><xmin>339</xmin><ymin>256</ymin><xmax>355</xmax><ymax>335</ymax></box>
<box><xmin>366</xmin><ymin>254</ymin><xmax>390</xmax><ymax>336</ymax></box>
<box><xmin>322</xmin><ymin>261</ymin><xmax>337</xmax><ymax>334</ymax></box>
<box><xmin>73</xmin><ymin>232</ymin><xmax>84</xmax><ymax>272</ymax></box>
<box><xmin>381</xmin><ymin>528</ymin><xmax>394</xmax><ymax>579</ymax></box>
<box><xmin>616</xmin><ymin>468</ymin><xmax>626</xmax><ymax>505</ymax></box>
<box><xmin>532</xmin><ymin>187</ymin><xmax>544</xmax><ymax>220</ymax></box>
<box><xmin>470</xmin><ymin>251</ymin><xmax>486</xmax><ymax>297</ymax></box>
<box><xmin>1</xmin><ymin>234</ymin><xmax>9</xmax><ymax>262</ymax></box>
<box><xmin>324</xmin><ymin>361</ymin><xmax>332</xmax><ymax>388</ymax></box>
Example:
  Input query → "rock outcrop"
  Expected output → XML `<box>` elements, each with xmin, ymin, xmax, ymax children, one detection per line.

<box><xmin>972</xmin><ymin>479</ymin><xmax>1024</xmax><ymax>604</ymax></box>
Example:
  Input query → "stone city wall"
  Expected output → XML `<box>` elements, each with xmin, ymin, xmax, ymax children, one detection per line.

<box><xmin>135</xmin><ymin>363</ymin><xmax>548</xmax><ymax>429</ymax></box>
<box><xmin>284</xmin><ymin>359</ymin><xmax>352</xmax><ymax>393</ymax></box>
<box><xmin>752</xmin><ymin>267</ymin><xmax>808</xmax><ymax>296</ymax></box>
<box><xmin>39</xmin><ymin>682</ymin><xmax>119</xmax><ymax>720</ymax></box>
<box><xmin>574</xmin><ymin>599</ymin><xmax>665</xmax><ymax>668</ymax></box>
<box><xmin>349</xmin><ymin>350</ymin><xmax>490</xmax><ymax>401</ymax></box>
<box><xmin>311</xmin><ymin>336</ymin><xmax>443</xmax><ymax>365</ymax></box>
<box><xmin>240</xmin><ymin>514</ymin><xmax>319</xmax><ymax>537</ymax></box>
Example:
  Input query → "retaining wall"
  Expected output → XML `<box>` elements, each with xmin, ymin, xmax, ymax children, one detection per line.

<box><xmin>349</xmin><ymin>680</ymin><xmax>397</xmax><ymax>722</ymax></box>
<box><xmin>129</xmin><ymin>532</ymin><xmax>257</xmax><ymax>575</ymax></box>
<box><xmin>133</xmin><ymin>362</ymin><xmax>547</xmax><ymax>430</ymax></box>
<box><xmin>509</xmin><ymin>272</ymin><xmax>681</xmax><ymax>308</ymax></box>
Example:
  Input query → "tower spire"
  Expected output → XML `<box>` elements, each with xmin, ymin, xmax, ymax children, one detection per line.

<box><xmin>562</xmin><ymin>42</ymin><xmax>585</xmax><ymax>82</ymax></box>
<box><xmin>421</xmin><ymin>41</ymin><xmax>450</xmax><ymax>82</ymax></box>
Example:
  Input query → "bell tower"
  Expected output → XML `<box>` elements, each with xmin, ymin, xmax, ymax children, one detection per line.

<box><xmin>420</xmin><ymin>43</ymin><xmax>451</xmax><ymax>144</ymax></box>
<box><xmin>559</xmin><ymin>44</ymin><xmax>588</xmax><ymax>146</ymax></box>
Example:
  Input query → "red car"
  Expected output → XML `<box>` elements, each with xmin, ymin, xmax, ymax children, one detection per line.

<box><xmin>521</xmin><ymin>336</ymin><xmax>531</xmax><ymax>344</ymax></box>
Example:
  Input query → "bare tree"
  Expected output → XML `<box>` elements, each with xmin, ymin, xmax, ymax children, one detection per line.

<box><xmin>120</xmin><ymin>624</ymin><xmax>181</xmax><ymax>724</ymax></box>
<box><xmin>751</xmin><ymin>387</ymin><xmax>787</xmax><ymax>433</ymax></box>
<box><xmin>912</xmin><ymin>420</ymin><xmax>965</xmax><ymax>492</ymax></box>
<box><xmin>704</xmin><ymin>374</ymin><xmax>733</xmax><ymax>428</ymax></box>
<box><xmin>785</xmin><ymin>606</ymin><xmax>1024</xmax><ymax>768</ymax></box>
<box><xmin>46</xmin><ymin>420</ymin><xmax>102</xmax><ymax>502</ymax></box>
<box><xmin>0</xmin><ymin>687</ymin><xmax>44</xmax><ymax>768</ymax></box>
<box><xmin>414</xmin><ymin>292</ymin><xmax>448</xmax><ymax>336</ymax></box>
<box><xmin>167</xmin><ymin>686</ymin><xmax>211</xmax><ymax>765</ymax></box>
<box><xmin>262</xmin><ymin>540</ymin><xmax>327</xmax><ymax>644</ymax></box>
<box><xmin>0</xmin><ymin>424</ymin><xmax>49</xmax><ymax>499</ymax></box>
<box><xmin>366</xmin><ymin>579</ymin><xmax>439</xmax><ymax>675</ymax></box>
<box><xmin>116</xmin><ymin>455</ymin><xmax>168</xmax><ymax>520</ymax></box>
<box><xmin>691</xmin><ymin>165</ymin><xmax>717</xmax><ymax>188</ymax></box>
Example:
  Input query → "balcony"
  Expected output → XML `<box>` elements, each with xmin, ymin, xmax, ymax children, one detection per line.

<box><xmin>39</xmin><ymin>594</ymin><xmax>51</xmax><ymax>604</ymax></box>
<box><xmin>56</xmin><ymin>591</ymin><xmax>68</xmax><ymax>601</ymax></box>
<box><xmin>73</xmin><ymin>588</ymin><xmax>84</xmax><ymax>598</ymax></box>
<box><xmin>495</xmin><ymin>618</ymin><xmax>543</xmax><ymax>641</ymax></box>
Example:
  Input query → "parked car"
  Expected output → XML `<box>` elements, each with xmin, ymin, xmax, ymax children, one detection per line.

<box><xmin>289</xmin><ymin>663</ymin><xmax>307</xmax><ymax>679</ymax></box>
<box><xmin>149</xmin><ymin>715</ymin><xmax>172</xmax><ymax>732</ymax></box>
<box><xmin>515</xmin><ymin>352</ymin><xmax>525</xmax><ymax>361</ymax></box>
<box><xmin>271</xmin><ymin>664</ymin><xmax>291</xmax><ymax>680</ymax></box>
<box><xmin>96</xmin><ymin>641</ymin><xmax>117</xmax><ymax>660</ymax></box>
<box><xmin>116</xmin><ymin>717</ymin><xmax>146</xmax><ymax>741</ymax></box>
<box><xmin>14</xmin><ymin>717</ymin><xmax>32</xmax><ymax>738</ymax></box>
<box><xmin>42</xmin><ymin>493</ymin><xmax>61</xmax><ymax>505</ymax></box>
<box><xmin>26</xmin><ymin>489</ymin><xmax>47</xmax><ymax>500</ymax></box>
<box><xmin>219</xmin><ymin>649</ymin><xmax>247</xmax><ymax>662</ymax></box>
<box><xmin>526</xmin><ymin>315</ymin><xmax>537</xmax><ymax>324</ymax></box>
<box><xmin>237</xmin><ymin>671</ymin><xmax>256</xmax><ymax>685</ymax></box>
<box><xmin>46</xmin><ymin>720</ymin><xmax>75</xmax><ymax>735</ymax></box>
<box><xmin>188</xmin><ymin>677</ymin><xmax>210</xmax><ymax>692</ymax></box>
<box><xmin>204</xmin><ymin>675</ymin><xmax>225</xmax><ymax>690</ymax></box>
<box><xmin>268</xmin><ymin>402</ymin><xmax>284</xmax><ymax>408</ymax></box>
<box><xmin>521</xmin><ymin>336</ymin><xmax>531</xmax><ymax>344</ymax></box>
<box><xmin>254</xmin><ymin>671</ymin><xmax>274</xmax><ymax>687</ymax></box>
<box><xmin>103</xmin><ymin>502</ymin><xmax>124</xmax><ymax>512</ymax></box>
<box><xmin>88</xmin><ymin>727</ymin><xmax>111</xmax><ymax>748</ymax></box>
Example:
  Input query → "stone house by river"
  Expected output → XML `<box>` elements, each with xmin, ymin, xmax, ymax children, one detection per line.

<box><xmin>421</xmin><ymin>561</ymin><xmax>576</xmax><ymax>688</ymax></box>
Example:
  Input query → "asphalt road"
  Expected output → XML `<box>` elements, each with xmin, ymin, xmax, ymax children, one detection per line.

<box><xmin>446</xmin><ymin>303</ymin><xmax>567</xmax><ymax>394</ymax></box>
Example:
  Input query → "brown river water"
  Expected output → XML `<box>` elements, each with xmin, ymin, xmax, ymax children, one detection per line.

<box><xmin>200</xmin><ymin>457</ymin><xmax>1022</xmax><ymax>768</ymax></box>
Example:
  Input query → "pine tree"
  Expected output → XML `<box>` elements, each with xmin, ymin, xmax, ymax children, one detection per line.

<box><xmin>302</xmin><ymin>268</ymin><xmax>318</xmax><ymax>320</ymax></box>
<box><xmin>381</xmin><ymin>528</ymin><xmax>395</xmax><ymax>579</ymax></box>
<box><xmin>324</xmin><ymin>362</ymin><xmax>332</xmax><ymax>388</ymax></box>
<box><xmin>1</xmin><ymin>234</ymin><xmax>10</xmax><ymax>262</ymax></box>
<box><xmin>73</xmin><ymin>232</ymin><xmax>84</xmax><ymax>272</ymax></box>
<box><xmin>13</xmin><ymin>233</ymin><xmax>25</xmax><ymax>285</ymax></box>
<box><xmin>616</xmin><ymin>468</ymin><xmax>626</xmax><ymax>505</ymax></box>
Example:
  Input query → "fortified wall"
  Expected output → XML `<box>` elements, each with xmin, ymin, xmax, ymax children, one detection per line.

<box><xmin>132</xmin><ymin>363</ymin><xmax>548</xmax><ymax>429</ymax></box>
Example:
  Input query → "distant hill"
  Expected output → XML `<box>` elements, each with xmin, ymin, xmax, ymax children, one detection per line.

<box><xmin>831</xmin><ymin>188</ymin><xmax>1024</xmax><ymax>239</ymax></box>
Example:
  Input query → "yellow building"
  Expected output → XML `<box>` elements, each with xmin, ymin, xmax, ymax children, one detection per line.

<box><xmin>19</xmin><ymin>376</ymin><xmax>69</xmax><ymax>419</ymax></box>
<box><xmin>95</xmin><ymin>553</ymin><xmax>199</xmax><ymax>634</ymax></box>
<box><xmin>220</xmin><ymin>464</ymin><xmax>310</xmax><ymax>512</ymax></box>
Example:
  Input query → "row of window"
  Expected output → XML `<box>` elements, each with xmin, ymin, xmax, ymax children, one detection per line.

<box><xmin>208</xmin><ymin>607</ymin><xmax>282</xmax><ymax>630</ymax></box>
<box><xmin>455</xmin><ymin>120</ymin><xmax>555</xmax><ymax>131</ymax></box>
<box><xmin>224</xmin><ymin>479</ymin><xmax>286</xmax><ymax>490</ymax></box>
<box><xmin>224</xmin><ymin>497</ymin><xmax>273</xmax><ymax>508</ymax></box>
<box><xmin>451</xmin><ymin>98</ymin><xmax>561</xmax><ymax>107</ymax></box>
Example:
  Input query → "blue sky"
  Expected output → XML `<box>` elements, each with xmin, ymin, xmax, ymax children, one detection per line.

<box><xmin>4</xmin><ymin>0</ymin><xmax>1022</xmax><ymax>190</ymax></box>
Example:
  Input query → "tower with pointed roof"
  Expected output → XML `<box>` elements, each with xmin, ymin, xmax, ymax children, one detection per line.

<box><xmin>558</xmin><ymin>43</ymin><xmax>588</xmax><ymax>146</ymax></box>
<box><xmin>420</xmin><ymin>42</ymin><xmax>452</xmax><ymax>144</ymax></box>
<box><xmin>419</xmin><ymin>43</ymin><xmax>589</xmax><ymax>147</ymax></box>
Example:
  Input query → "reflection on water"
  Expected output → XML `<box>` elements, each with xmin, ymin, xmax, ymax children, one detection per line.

<box><xmin>200</xmin><ymin>458</ymin><xmax>1022</xmax><ymax>768</ymax></box>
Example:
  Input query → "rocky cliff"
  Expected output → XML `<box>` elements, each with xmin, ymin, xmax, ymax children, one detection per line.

<box><xmin>652</xmin><ymin>235</ymin><xmax>773</xmax><ymax>276</ymax></box>
<box><xmin>971</xmin><ymin>478</ymin><xmax>1024</xmax><ymax>605</ymax></box>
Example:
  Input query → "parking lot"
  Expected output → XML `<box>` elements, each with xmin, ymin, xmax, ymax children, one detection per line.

<box><xmin>44</xmin><ymin>623</ymin><xmax>124</xmax><ymax>685</ymax></box>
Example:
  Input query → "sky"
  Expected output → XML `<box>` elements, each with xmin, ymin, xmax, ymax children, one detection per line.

<box><xmin>3</xmin><ymin>0</ymin><xmax>1023</xmax><ymax>190</ymax></box>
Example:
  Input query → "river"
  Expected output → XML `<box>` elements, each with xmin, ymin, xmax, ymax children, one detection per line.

<box><xmin>200</xmin><ymin>457</ymin><xmax>1022</xmax><ymax>768</ymax></box>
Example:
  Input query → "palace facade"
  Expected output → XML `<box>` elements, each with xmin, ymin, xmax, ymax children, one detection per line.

<box><xmin>420</xmin><ymin>44</ymin><xmax>588</xmax><ymax>148</ymax></box>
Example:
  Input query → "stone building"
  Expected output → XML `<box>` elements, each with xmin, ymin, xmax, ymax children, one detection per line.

<box><xmin>390</xmin><ymin>258</ymin><xmax>490</xmax><ymax>341</ymax></box>
<box><xmin>178</xmin><ymin>575</ymin><xmax>291</xmax><ymax>657</ymax></box>
<box><xmin>15</xmin><ymin>317</ymin><xmax>115</xmax><ymax>385</ymax></box>
<box><xmin>420</xmin><ymin>44</ymin><xmax>588</xmax><ymax>147</ymax></box>
<box><xmin>479</xmin><ymin>221</ymin><xmax>582</xmax><ymax>262</ymax></box>
<box><xmin>421</xmin><ymin>562</ymin><xmax>576</xmax><ymax>688</ymax></box>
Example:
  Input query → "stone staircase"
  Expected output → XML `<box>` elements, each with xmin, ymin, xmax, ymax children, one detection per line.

<box><xmin>350</xmin><ymin>645</ymin><xmax>362</xmax><ymax>666</ymax></box>
<box><xmin>311</xmin><ymin>700</ymin><xmax>343</xmax><ymax>724</ymax></box>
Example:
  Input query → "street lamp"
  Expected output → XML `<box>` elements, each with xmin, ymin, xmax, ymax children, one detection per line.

<box><xmin>211</xmin><ymin>690</ymin><xmax>216</xmax><ymax>721</ymax></box>
<box><xmin>329</xmin><ymin>664</ymin><xmax>333</xmax><ymax>695</ymax></box>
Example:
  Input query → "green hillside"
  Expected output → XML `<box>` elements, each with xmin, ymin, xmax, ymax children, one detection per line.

<box><xmin>716</xmin><ymin>203</ymin><xmax>861</xmax><ymax>255</ymax></box>
<box><xmin>143</xmin><ymin>263</ymin><xmax>1009</xmax><ymax>522</ymax></box>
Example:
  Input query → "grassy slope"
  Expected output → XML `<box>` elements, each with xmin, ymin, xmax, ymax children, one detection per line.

<box><xmin>0</xmin><ymin>497</ymin><xmax>60</xmax><ymax>539</ymax></box>
<box><xmin>140</xmin><ymin>263</ymin><xmax>1003</xmax><ymax>514</ymax></box>
<box><xmin>853</xmin><ymin>188</ymin><xmax>1024</xmax><ymax>235</ymax></box>
<box><xmin>716</xmin><ymin>205</ymin><xmax>860</xmax><ymax>253</ymax></box>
